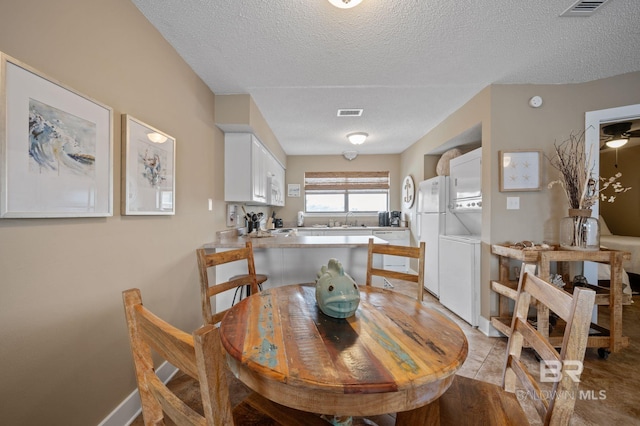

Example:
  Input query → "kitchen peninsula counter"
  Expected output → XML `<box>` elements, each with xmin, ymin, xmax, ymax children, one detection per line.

<box><xmin>203</xmin><ymin>234</ymin><xmax>387</xmax><ymax>249</ymax></box>
<box><xmin>202</xmin><ymin>234</ymin><xmax>386</xmax><ymax>312</ymax></box>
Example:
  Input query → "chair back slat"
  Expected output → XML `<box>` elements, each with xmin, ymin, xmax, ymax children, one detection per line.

<box><xmin>365</xmin><ymin>238</ymin><xmax>425</xmax><ymax>301</ymax></box>
<box><xmin>502</xmin><ymin>264</ymin><xmax>595</xmax><ymax>426</ymax></box>
<box><xmin>522</xmin><ymin>273</ymin><xmax>573</xmax><ymax>322</ymax></box>
<box><xmin>145</xmin><ymin>371</ymin><xmax>206</xmax><ymax>425</ymax></box>
<box><xmin>123</xmin><ymin>288</ymin><xmax>242</xmax><ymax>426</ymax></box>
<box><xmin>135</xmin><ymin>305</ymin><xmax>199</xmax><ymax>379</ymax></box>
<box><xmin>197</xmin><ymin>242</ymin><xmax>259</xmax><ymax>325</ymax></box>
<box><xmin>512</xmin><ymin>318</ymin><xmax>561</xmax><ymax>365</ymax></box>
<box><xmin>124</xmin><ymin>288</ymin><xmax>323</xmax><ymax>425</ymax></box>
<box><xmin>194</xmin><ymin>325</ymin><xmax>235</xmax><ymax>426</ymax></box>
<box><xmin>547</xmin><ymin>286</ymin><xmax>596</xmax><ymax>425</ymax></box>
<box><xmin>367</xmin><ymin>268</ymin><xmax>419</xmax><ymax>283</ymax></box>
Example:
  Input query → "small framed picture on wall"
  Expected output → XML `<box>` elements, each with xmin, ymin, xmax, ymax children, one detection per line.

<box><xmin>499</xmin><ymin>150</ymin><xmax>542</xmax><ymax>192</ymax></box>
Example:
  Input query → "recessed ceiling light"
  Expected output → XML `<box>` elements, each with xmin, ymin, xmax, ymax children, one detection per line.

<box><xmin>328</xmin><ymin>0</ymin><xmax>363</xmax><ymax>9</ymax></box>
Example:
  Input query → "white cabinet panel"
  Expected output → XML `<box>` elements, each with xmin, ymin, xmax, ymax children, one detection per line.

<box><xmin>328</xmin><ymin>229</ymin><xmax>373</xmax><ymax>236</ymax></box>
<box><xmin>225</xmin><ymin>133</ymin><xmax>284</xmax><ymax>206</ymax></box>
<box><xmin>225</xmin><ymin>133</ymin><xmax>267</xmax><ymax>204</ymax></box>
<box><xmin>265</xmin><ymin>152</ymin><xmax>285</xmax><ymax>206</ymax></box>
<box><xmin>373</xmin><ymin>229</ymin><xmax>410</xmax><ymax>272</ymax></box>
<box><xmin>251</xmin><ymin>138</ymin><xmax>267</xmax><ymax>202</ymax></box>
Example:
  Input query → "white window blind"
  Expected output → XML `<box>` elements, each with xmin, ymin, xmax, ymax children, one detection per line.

<box><xmin>304</xmin><ymin>171</ymin><xmax>390</xmax><ymax>191</ymax></box>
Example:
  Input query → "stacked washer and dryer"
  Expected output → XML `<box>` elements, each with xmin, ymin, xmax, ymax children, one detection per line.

<box><xmin>417</xmin><ymin>148</ymin><xmax>482</xmax><ymax>327</ymax></box>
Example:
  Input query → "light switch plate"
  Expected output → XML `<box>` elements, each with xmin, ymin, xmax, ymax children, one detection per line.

<box><xmin>507</xmin><ymin>197</ymin><xmax>520</xmax><ymax>210</ymax></box>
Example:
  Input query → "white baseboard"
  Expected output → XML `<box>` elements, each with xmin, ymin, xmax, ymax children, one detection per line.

<box><xmin>477</xmin><ymin>315</ymin><xmax>505</xmax><ymax>337</ymax></box>
<box><xmin>98</xmin><ymin>361</ymin><xmax>178</xmax><ymax>426</ymax></box>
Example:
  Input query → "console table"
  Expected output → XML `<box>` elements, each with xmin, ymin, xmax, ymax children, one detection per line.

<box><xmin>490</xmin><ymin>244</ymin><xmax>632</xmax><ymax>356</ymax></box>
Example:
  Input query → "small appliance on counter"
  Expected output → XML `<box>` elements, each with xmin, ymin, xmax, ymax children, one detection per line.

<box><xmin>274</xmin><ymin>218</ymin><xmax>283</xmax><ymax>228</ymax></box>
<box><xmin>378</xmin><ymin>211</ymin><xmax>389</xmax><ymax>227</ymax></box>
<box><xmin>390</xmin><ymin>211</ymin><xmax>402</xmax><ymax>227</ymax></box>
<box><xmin>297</xmin><ymin>211</ymin><xmax>304</xmax><ymax>227</ymax></box>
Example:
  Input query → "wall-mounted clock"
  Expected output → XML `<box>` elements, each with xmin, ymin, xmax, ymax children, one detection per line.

<box><xmin>402</xmin><ymin>175</ymin><xmax>415</xmax><ymax>209</ymax></box>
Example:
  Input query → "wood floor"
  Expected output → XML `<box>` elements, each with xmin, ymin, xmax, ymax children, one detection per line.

<box><xmin>132</xmin><ymin>282</ymin><xmax>640</xmax><ymax>425</ymax></box>
<box><xmin>419</xmin><ymin>288</ymin><xmax>640</xmax><ymax>425</ymax></box>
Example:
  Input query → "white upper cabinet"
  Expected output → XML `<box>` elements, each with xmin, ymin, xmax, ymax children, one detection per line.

<box><xmin>265</xmin><ymin>151</ymin><xmax>285</xmax><ymax>206</ymax></box>
<box><xmin>225</xmin><ymin>133</ymin><xmax>285</xmax><ymax>206</ymax></box>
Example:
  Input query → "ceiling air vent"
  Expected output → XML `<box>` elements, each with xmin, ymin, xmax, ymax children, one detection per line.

<box><xmin>560</xmin><ymin>0</ymin><xmax>610</xmax><ymax>17</ymax></box>
<box><xmin>337</xmin><ymin>109</ymin><xmax>363</xmax><ymax>117</ymax></box>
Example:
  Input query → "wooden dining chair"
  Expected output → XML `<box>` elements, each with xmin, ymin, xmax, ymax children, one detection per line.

<box><xmin>436</xmin><ymin>264</ymin><xmax>596</xmax><ymax>426</ymax></box>
<box><xmin>123</xmin><ymin>288</ymin><xmax>326</xmax><ymax>425</ymax></box>
<box><xmin>366</xmin><ymin>238</ymin><xmax>426</xmax><ymax>301</ymax></box>
<box><xmin>196</xmin><ymin>242</ymin><xmax>262</xmax><ymax>326</ymax></box>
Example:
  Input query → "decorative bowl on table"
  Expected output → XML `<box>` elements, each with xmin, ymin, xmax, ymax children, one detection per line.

<box><xmin>315</xmin><ymin>259</ymin><xmax>360</xmax><ymax>319</ymax></box>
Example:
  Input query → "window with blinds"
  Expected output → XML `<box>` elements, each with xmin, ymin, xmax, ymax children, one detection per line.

<box><xmin>304</xmin><ymin>171</ymin><xmax>390</xmax><ymax>213</ymax></box>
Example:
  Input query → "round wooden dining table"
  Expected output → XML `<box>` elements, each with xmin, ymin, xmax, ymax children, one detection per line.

<box><xmin>219</xmin><ymin>283</ymin><xmax>468</xmax><ymax>425</ymax></box>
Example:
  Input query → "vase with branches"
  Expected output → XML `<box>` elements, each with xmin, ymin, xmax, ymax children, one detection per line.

<box><xmin>547</xmin><ymin>131</ymin><xmax>631</xmax><ymax>250</ymax></box>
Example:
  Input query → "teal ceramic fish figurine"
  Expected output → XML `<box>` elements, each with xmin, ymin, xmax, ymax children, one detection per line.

<box><xmin>315</xmin><ymin>258</ymin><xmax>360</xmax><ymax>318</ymax></box>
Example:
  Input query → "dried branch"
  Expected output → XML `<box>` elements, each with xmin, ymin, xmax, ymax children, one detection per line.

<box><xmin>546</xmin><ymin>130</ymin><xmax>631</xmax><ymax>210</ymax></box>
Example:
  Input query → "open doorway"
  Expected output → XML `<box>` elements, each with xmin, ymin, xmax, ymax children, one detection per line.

<box><xmin>598</xmin><ymin>118</ymin><xmax>640</xmax><ymax>237</ymax></box>
<box><xmin>585</xmin><ymin>104</ymin><xmax>640</xmax><ymax>292</ymax></box>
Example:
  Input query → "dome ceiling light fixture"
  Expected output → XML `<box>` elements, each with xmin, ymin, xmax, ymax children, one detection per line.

<box><xmin>347</xmin><ymin>132</ymin><xmax>368</xmax><ymax>145</ymax></box>
<box><xmin>601</xmin><ymin>122</ymin><xmax>640</xmax><ymax>149</ymax></box>
<box><xmin>328</xmin><ymin>0</ymin><xmax>363</xmax><ymax>9</ymax></box>
<box><xmin>606</xmin><ymin>138</ymin><xmax>628</xmax><ymax>149</ymax></box>
<box><xmin>342</xmin><ymin>150</ymin><xmax>358</xmax><ymax>161</ymax></box>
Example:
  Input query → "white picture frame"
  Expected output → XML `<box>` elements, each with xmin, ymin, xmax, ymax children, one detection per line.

<box><xmin>402</xmin><ymin>175</ymin><xmax>415</xmax><ymax>208</ymax></box>
<box><xmin>0</xmin><ymin>52</ymin><xmax>113</xmax><ymax>218</ymax></box>
<box><xmin>499</xmin><ymin>150</ymin><xmax>542</xmax><ymax>192</ymax></box>
<box><xmin>288</xmin><ymin>183</ymin><xmax>300</xmax><ymax>197</ymax></box>
<box><xmin>121</xmin><ymin>114</ymin><xmax>176</xmax><ymax>215</ymax></box>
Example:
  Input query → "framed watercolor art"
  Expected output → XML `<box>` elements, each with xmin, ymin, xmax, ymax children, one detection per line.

<box><xmin>0</xmin><ymin>52</ymin><xmax>113</xmax><ymax>218</ymax></box>
<box><xmin>121</xmin><ymin>114</ymin><xmax>176</xmax><ymax>215</ymax></box>
<box><xmin>499</xmin><ymin>150</ymin><xmax>542</xmax><ymax>192</ymax></box>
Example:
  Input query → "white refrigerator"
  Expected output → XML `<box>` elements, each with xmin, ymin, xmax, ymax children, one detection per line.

<box><xmin>418</xmin><ymin>176</ymin><xmax>468</xmax><ymax>297</ymax></box>
<box><xmin>417</xmin><ymin>177</ymin><xmax>447</xmax><ymax>297</ymax></box>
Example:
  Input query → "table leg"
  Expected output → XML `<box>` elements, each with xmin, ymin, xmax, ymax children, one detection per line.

<box><xmin>395</xmin><ymin>399</ymin><xmax>440</xmax><ymax>426</ymax></box>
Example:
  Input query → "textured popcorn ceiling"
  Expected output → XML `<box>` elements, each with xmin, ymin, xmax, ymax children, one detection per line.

<box><xmin>132</xmin><ymin>0</ymin><xmax>640</xmax><ymax>155</ymax></box>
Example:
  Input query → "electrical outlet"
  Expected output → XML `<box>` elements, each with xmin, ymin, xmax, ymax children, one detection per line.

<box><xmin>226</xmin><ymin>204</ymin><xmax>236</xmax><ymax>226</ymax></box>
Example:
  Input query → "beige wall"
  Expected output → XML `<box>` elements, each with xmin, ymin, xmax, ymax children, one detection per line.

<box><xmin>280</xmin><ymin>154</ymin><xmax>402</xmax><ymax>225</ymax></box>
<box><xmin>401</xmin><ymin>73</ymin><xmax>640</xmax><ymax>321</ymax></box>
<box><xmin>0</xmin><ymin>0</ymin><xmax>224</xmax><ymax>424</ymax></box>
<box><xmin>2</xmin><ymin>1</ymin><xmax>640</xmax><ymax>423</ymax></box>
<box><xmin>215</xmin><ymin>94</ymin><xmax>287</xmax><ymax>166</ymax></box>
<box><xmin>600</xmin><ymin>144</ymin><xmax>640</xmax><ymax>236</ymax></box>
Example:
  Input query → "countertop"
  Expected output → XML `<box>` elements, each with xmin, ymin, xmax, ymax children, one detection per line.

<box><xmin>296</xmin><ymin>226</ymin><xmax>408</xmax><ymax>231</ymax></box>
<box><xmin>203</xmin><ymin>234</ymin><xmax>389</xmax><ymax>249</ymax></box>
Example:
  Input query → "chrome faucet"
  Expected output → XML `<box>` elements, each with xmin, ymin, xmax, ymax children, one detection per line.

<box><xmin>345</xmin><ymin>211</ymin><xmax>354</xmax><ymax>227</ymax></box>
